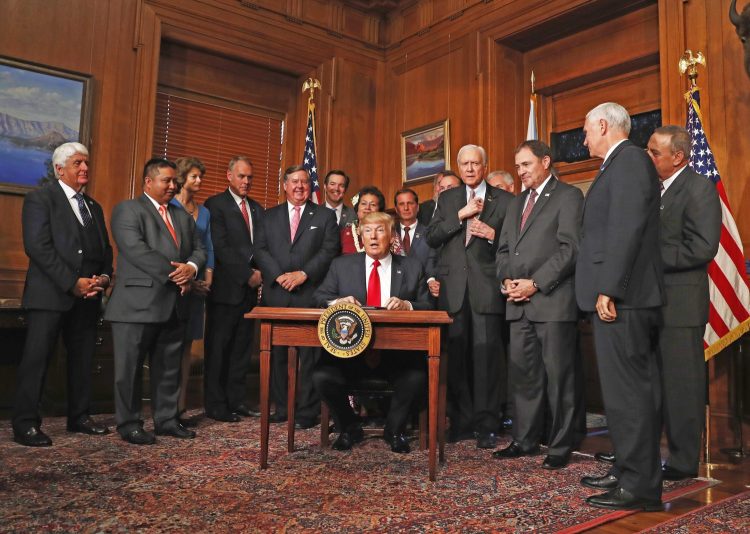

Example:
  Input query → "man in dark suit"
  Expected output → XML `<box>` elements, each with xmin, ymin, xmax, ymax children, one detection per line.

<box><xmin>648</xmin><ymin>126</ymin><xmax>721</xmax><ymax>478</ymax></box>
<box><xmin>394</xmin><ymin>188</ymin><xmax>436</xmax><ymax>292</ymax></box>
<box><xmin>12</xmin><ymin>142</ymin><xmax>113</xmax><ymax>447</ymax></box>
<box><xmin>417</xmin><ymin>170</ymin><xmax>460</xmax><ymax>226</ymax></box>
<box><xmin>426</xmin><ymin>144</ymin><xmax>514</xmax><ymax>449</ymax></box>
<box><xmin>323</xmin><ymin>170</ymin><xmax>356</xmax><ymax>228</ymax></box>
<box><xmin>494</xmin><ymin>140</ymin><xmax>583</xmax><ymax>469</ymax></box>
<box><xmin>105</xmin><ymin>158</ymin><xmax>206</xmax><ymax>445</ymax></box>
<box><xmin>312</xmin><ymin>212</ymin><xmax>431</xmax><ymax>453</ymax></box>
<box><xmin>203</xmin><ymin>156</ymin><xmax>264</xmax><ymax>422</ymax></box>
<box><xmin>576</xmin><ymin>103</ymin><xmax>664</xmax><ymax>511</ymax></box>
<box><xmin>254</xmin><ymin>165</ymin><xmax>340</xmax><ymax>429</ymax></box>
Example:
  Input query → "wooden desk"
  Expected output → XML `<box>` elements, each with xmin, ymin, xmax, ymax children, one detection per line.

<box><xmin>245</xmin><ymin>307</ymin><xmax>452</xmax><ymax>481</ymax></box>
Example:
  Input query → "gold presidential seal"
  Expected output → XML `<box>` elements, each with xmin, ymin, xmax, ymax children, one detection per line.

<box><xmin>317</xmin><ymin>302</ymin><xmax>373</xmax><ymax>358</ymax></box>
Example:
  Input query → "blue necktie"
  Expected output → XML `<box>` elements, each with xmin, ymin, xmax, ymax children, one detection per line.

<box><xmin>74</xmin><ymin>193</ymin><xmax>93</xmax><ymax>227</ymax></box>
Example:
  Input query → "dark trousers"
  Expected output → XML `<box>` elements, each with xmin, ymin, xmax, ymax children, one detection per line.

<box><xmin>111</xmin><ymin>316</ymin><xmax>185</xmax><ymax>435</ymax></box>
<box><xmin>592</xmin><ymin>309</ymin><xmax>662</xmax><ymax>501</ymax></box>
<box><xmin>658</xmin><ymin>325</ymin><xmax>705</xmax><ymax>474</ymax></box>
<box><xmin>509</xmin><ymin>317</ymin><xmax>577</xmax><ymax>457</ymax></box>
<box><xmin>447</xmin><ymin>292</ymin><xmax>505</xmax><ymax>433</ymax></box>
<box><xmin>204</xmin><ymin>301</ymin><xmax>254</xmax><ymax>414</ymax></box>
<box><xmin>271</xmin><ymin>345</ymin><xmax>320</xmax><ymax>420</ymax></box>
<box><xmin>312</xmin><ymin>351</ymin><xmax>426</xmax><ymax>434</ymax></box>
<box><xmin>12</xmin><ymin>300</ymin><xmax>100</xmax><ymax>432</ymax></box>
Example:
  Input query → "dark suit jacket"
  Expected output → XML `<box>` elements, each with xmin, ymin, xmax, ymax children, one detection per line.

<box><xmin>338</xmin><ymin>204</ymin><xmax>356</xmax><ymax>229</ymax></box>
<box><xmin>399</xmin><ymin>221</ymin><xmax>436</xmax><ymax>280</ymax></box>
<box><xmin>660</xmin><ymin>166</ymin><xmax>721</xmax><ymax>326</ymax></box>
<box><xmin>417</xmin><ymin>199</ymin><xmax>436</xmax><ymax>226</ymax></box>
<box><xmin>496</xmin><ymin>177</ymin><xmax>583</xmax><ymax>322</ymax></box>
<box><xmin>204</xmin><ymin>189</ymin><xmax>264</xmax><ymax>307</ymax></box>
<box><xmin>105</xmin><ymin>194</ymin><xmax>206</xmax><ymax>323</ymax></box>
<box><xmin>426</xmin><ymin>183</ymin><xmax>514</xmax><ymax>314</ymax></box>
<box><xmin>21</xmin><ymin>181</ymin><xmax>113</xmax><ymax>311</ymax></box>
<box><xmin>312</xmin><ymin>253</ymin><xmax>431</xmax><ymax>310</ymax></box>
<box><xmin>254</xmin><ymin>200</ymin><xmax>340</xmax><ymax>307</ymax></box>
<box><xmin>575</xmin><ymin>140</ymin><xmax>664</xmax><ymax>312</ymax></box>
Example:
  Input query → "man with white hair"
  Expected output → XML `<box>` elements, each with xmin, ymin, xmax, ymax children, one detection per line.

<box><xmin>426</xmin><ymin>144</ymin><xmax>514</xmax><ymax>449</ymax></box>
<box><xmin>12</xmin><ymin>142</ymin><xmax>113</xmax><ymax>446</ymax></box>
<box><xmin>575</xmin><ymin>103</ymin><xmax>664</xmax><ymax>511</ymax></box>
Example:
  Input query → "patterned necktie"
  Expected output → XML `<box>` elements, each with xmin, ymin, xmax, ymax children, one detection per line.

<box><xmin>402</xmin><ymin>226</ymin><xmax>411</xmax><ymax>254</ymax></box>
<box><xmin>465</xmin><ymin>189</ymin><xmax>476</xmax><ymax>247</ymax></box>
<box><xmin>367</xmin><ymin>259</ymin><xmax>381</xmax><ymax>307</ymax></box>
<box><xmin>158</xmin><ymin>205</ymin><xmax>179</xmax><ymax>247</ymax></box>
<box><xmin>290</xmin><ymin>206</ymin><xmax>301</xmax><ymax>241</ymax></box>
<box><xmin>520</xmin><ymin>189</ymin><xmax>537</xmax><ymax>230</ymax></box>
<box><xmin>240</xmin><ymin>198</ymin><xmax>253</xmax><ymax>240</ymax></box>
<box><xmin>659</xmin><ymin>181</ymin><xmax>665</xmax><ymax>196</ymax></box>
<box><xmin>74</xmin><ymin>193</ymin><xmax>93</xmax><ymax>227</ymax></box>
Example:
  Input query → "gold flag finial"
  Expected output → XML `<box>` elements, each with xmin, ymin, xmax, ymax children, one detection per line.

<box><xmin>679</xmin><ymin>50</ymin><xmax>706</xmax><ymax>87</ymax></box>
<box><xmin>302</xmin><ymin>78</ymin><xmax>321</xmax><ymax>108</ymax></box>
<box><xmin>530</xmin><ymin>70</ymin><xmax>536</xmax><ymax>95</ymax></box>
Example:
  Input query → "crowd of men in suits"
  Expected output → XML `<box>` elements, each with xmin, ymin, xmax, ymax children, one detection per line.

<box><xmin>11</xmin><ymin>101</ymin><xmax>721</xmax><ymax>512</ymax></box>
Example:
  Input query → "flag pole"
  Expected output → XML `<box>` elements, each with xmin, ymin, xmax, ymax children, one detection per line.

<box><xmin>301</xmin><ymin>78</ymin><xmax>322</xmax><ymax>203</ymax></box>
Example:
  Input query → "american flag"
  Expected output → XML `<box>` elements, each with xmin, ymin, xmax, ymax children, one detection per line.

<box><xmin>303</xmin><ymin>107</ymin><xmax>321</xmax><ymax>204</ymax></box>
<box><xmin>686</xmin><ymin>87</ymin><xmax>750</xmax><ymax>358</ymax></box>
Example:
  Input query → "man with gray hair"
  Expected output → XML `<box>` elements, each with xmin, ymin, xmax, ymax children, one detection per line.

<box><xmin>487</xmin><ymin>170</ymin><xmax>515</xmax><ymax>194</ymax></box>
<box><xmin>12</xmin><ymin>142</ymin><xmax>113</xmax><ymax>446</ymax></box>
<box><xmin>576</xmin><ymin>103</ymin><xmax>665</xmax><ymax>511</ymax></box>
<box><xmin>426</xmin><ymin>144</ymin><xmax>513</xmax><ymax>449</ymax></box>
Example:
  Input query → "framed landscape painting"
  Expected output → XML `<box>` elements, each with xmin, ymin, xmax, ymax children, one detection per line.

<box><xmin>0</xmin><ymin>57</ymin><xmax>92</xmax><ymax>194</ymax></box>
<box><xmin>401</xmin><ymin>119</ymin><xmax>450</xmax><ymax>184</ymax></box>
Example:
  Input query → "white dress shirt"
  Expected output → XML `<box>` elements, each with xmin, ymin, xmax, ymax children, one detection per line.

<box><xmin>325</xmin><ymin>201</ymin><xmax>342</xmax><ymax>225</ymax></box>
<box><xmin>522</xmin><ymin>174</ymin><xmax>553</xmax><ymax>212</ymax></box>
<box><xmin>144</xmin><ymin>192</ymin><xmax>197</xmax><ymax>276</ymax></box>
<box><xmin>466</xmin><ymin>180</ymin><xmax>487</xmax><ymax>202</ymax></box>
<box><xmin>228</xmin><ymin>188</ymin><xmax>254</xmax><ymax>241</ymax></box>
<box><xmin>58</xmin><ymin>179</ymin><xmax>92</xmax><ymax>227</ymax></box>
<box><xmin>660</xmin><ymin>165</ymin><xmax>688</xmax><ymax>196</ymax></box>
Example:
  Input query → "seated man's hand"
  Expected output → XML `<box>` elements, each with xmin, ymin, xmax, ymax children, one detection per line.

<box><xmin>384</xmin><ymin>296</ymin><xmax>412</xmax><ymax>311</ymax></box>
<box><xmin>333</xmin><ymin>296</ymin><xmax>362</xmax><ymax>306</ymax></box>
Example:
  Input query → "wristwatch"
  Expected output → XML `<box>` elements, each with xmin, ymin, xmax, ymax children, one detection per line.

<box><xmin>532</xmin><ymin>280</ymin><xmax>539</xmax><ymax>289</ymax></box>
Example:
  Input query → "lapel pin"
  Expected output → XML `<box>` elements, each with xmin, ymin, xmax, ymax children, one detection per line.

<box><xmin>544</xmin><ymin>193</ymin><xmax>550</xmax><ymax>197</ymax></box>
<box><xmin>396</xmin><ymin>269</ymin><xmax>402</xmax><ymax>274</ymax></box>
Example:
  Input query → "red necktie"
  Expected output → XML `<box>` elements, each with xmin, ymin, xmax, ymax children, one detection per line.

<box><xmin>402</xmin><ymin>226</ymin><xmax>411</xmax><ymax>254</ymax></box>
<box><xmin>520</xmin><ymin>189</ymin><xmax>537</xmax><ymax>230</ymax></box>
<box><xmin>240</xmin><ymin>198</ymin><xmax>253</xmax><ymax>239</ymax></box>
<box><xmin>158</xmin><ymin>205</ymin><xmax>179</xmax><ymax>247</ymax></box>
<box><xmin>290</xmin><ymin>206</ymin><xmax>301</xmax><ymax>241</ymax></box>
<box><xmin>367</xmin><ymin>259</ymin><xmax>381</xmax><ymax>307</ymax></box>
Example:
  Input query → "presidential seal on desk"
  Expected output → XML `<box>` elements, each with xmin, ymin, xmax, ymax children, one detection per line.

<box><xmin>318</xmin><ymin>302</ymin><xmax>373</xmax><ymax>358</ymax></box>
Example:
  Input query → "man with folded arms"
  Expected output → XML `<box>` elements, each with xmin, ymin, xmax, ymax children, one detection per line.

<box><xmin>105</xmin><ymin>158</ymin><xmax>205</xmax><ymax>445</ymax></box>
<box><xmin>312</xmin><ymin>212</ymin><xmax>431</xmax><ymax>453</ymax></box>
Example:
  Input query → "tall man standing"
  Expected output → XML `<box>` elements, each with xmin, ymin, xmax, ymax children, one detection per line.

<box><xmin>105</xmin><ymin>158</ymin><xmax>206</xmax><ymax>445</ymax></box>
<box><xmin>494</xmin><ymin>140</ymin><xmax>583</xmax><ymax>469</ymax></box>
<box><xmin>323</xmin><ymin>170</ymin><xmax>356</xmax><ymax>228</ymax></box>
<box><xmin>254</xmin><ymin>165</ymin><xmax>340</xmax><ymax>429</ymax></box>
<box><xmin>426</xmin><ymin>144</ymin><xmax>513</xmax><ymax>448</ymax></box>
<box><xmin>576</xmin><ymin>103</ymin><xmax>664</xmax><ymax>511</ymax></box>
<box><xmin>203</xmin><ymin>156</ymin><xmax>264</xmax><ymax>422</ymax></box>
<box><xmin>647</xmin><ymin>125</ymin><xmax>721</xmax><ymax>479</ymax></box>
<box><xmin>12</xmin><ymin>142</ymin><xmax>112</xmax><ymax>446</ymax></box>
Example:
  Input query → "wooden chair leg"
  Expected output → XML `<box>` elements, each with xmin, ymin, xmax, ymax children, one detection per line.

<box><xmin>418</xmin><ymin>408</ymin><xmax>428</xmax><ymax>450</ymax></box>
<box><xmin>320</xmin><ymin>402</ymin><xmax>330</xmax><ymax>447</ymax></box>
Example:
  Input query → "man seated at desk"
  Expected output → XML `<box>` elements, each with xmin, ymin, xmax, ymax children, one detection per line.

<box><xmin>312</xmin><ymin>212</ymin><xmax>432</xmax><ymax>453</ymax></box>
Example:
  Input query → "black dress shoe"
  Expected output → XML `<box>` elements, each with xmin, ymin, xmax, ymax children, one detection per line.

<box><xmin>581</xmin><ymin>473</ymin><xmax>619</xmax><ymax>490</ymax></box>
<box><xmin>232</xmin><ymin>404</ymin><xmax>261</xmax><ymax>417</ymax></box>
<box><xmin>662</xmin><ymin>465</ymin><xmax>696</xmax><ymax>481</ymax></box>
<box><xmin>586</xmin><ymin>487</ymin><xmax>663</xmax><ymax>511</ymax></box>
<box><xmin>332</xmin><ymin>425</ymin><xmax>364</xmax><ymax>451</ymax></box>
<box><xmin>67</xmin><ymin>416</ymin><xmax>110</xmax><ymax>435</ymax></box>
<box><xmin>155</xmin><ymin>420</ymin><xmax>196</xmax><ymax>439</ymax></box>
<box><xmin>542</xmin><ymin>454</ymin><xmax>570</xmax><ymax>470</ymax></box>
<box><xmin>294</xmin><ymin>417</ymin><xmax>318</xmax><ymax>430</ymax></box>
<box><xmin>121</xmin><ymin>428</ymin><xmax>156</xmax><ymax>445</ymax></box>
<box><xmin>269</xmin><ymin>412</ymin><xmax>288</xmax><ymax>424</ymax></box>
<box><xmin>476</xmin><ymin>432</ymin><xmax>498</xmax><ymax>449</ymax></box>
<box><xmin>206</xmin><ymin>410</ymin><xmax>241</xmax><ymax>423</ymax></box>
<box><xmin>13</xmin><ymin>426</ymin><xmax>52</xmax><ymax>447</ymax></box>
<box><xmin>492</xmin><ymin>441</ymin><xmax>540</xmax><ymax>459</ymax></box>
<box><xmin>384</xmin><ymin>431</ymin><xmax>411</xmax><ymax>454</ymax></box>
<box><xmin>594</xmin><ymin>451</ymin><xmax>616</xmax><ymax>464</ymax></box>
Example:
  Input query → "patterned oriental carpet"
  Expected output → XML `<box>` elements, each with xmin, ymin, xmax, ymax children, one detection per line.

<box><xmin>641</xmin><ymin>491</ymin><xmax>750</xmax><ymax>533</ymax></box>
<box><xmin>0</xmin><ymin>412</ymin><xmax>713</xmax><ymax>533</ymax></box>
